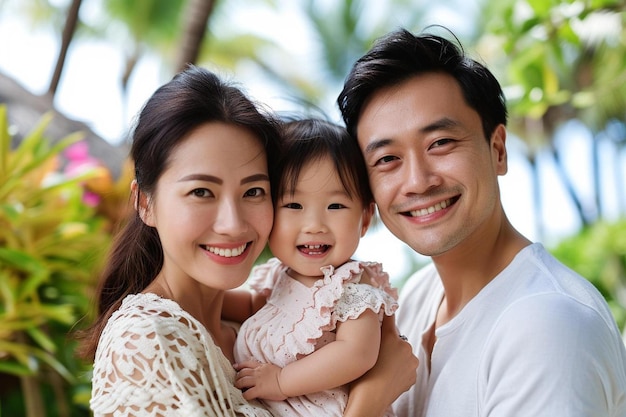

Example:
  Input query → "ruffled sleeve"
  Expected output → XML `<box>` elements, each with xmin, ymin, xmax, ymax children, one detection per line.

<box><xmin>332</xmin><ymin>261</ymin><xmax>399</xmax><ymax>324</ymax></box>
<box><xmin>247</xmin><ymin>257</ymin><xmax>285</xmax><ymax>297</ymax></box>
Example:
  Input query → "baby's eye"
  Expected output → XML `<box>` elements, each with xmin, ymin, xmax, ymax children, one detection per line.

<box><xmin>244</xmin><ymin>187</ymin><xmax>266</xmax><ymax>198</ymax></box>
<box><xmin>328</xmin><ymin>203</ymin><xmax>346</xmax><ymax>210</ymax></box>
<box><xmin>191</xmin><ymin>188</ymin><xmax>212</xmax><ymax>198</ymax></box>
<box><xmin>284</xmin><ymin>202</ymin><xmax>302</xmax><ymax>210</ymax></box>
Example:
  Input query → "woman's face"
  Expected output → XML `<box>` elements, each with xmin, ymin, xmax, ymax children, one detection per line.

<box><xmin>140</xmin><ymin>122</ymin><xmax>273</xmax><ymax>292</ymax></box>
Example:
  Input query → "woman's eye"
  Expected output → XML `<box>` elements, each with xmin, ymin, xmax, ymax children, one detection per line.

<box><xmin>191</xmin><ymin>188</ymin><xmax>212</xmax><ymax>197</ymax></box>
<box><xmin>244</xmin><ymin>187</ymin><xmax>266</xmax><ymax>198</ymax></box>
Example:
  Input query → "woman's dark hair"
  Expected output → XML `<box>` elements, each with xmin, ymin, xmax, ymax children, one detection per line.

<box><xmin>78</xmin><ymin>66</ymin><xmax>281</xmax><ymax>360</ymax></box>
<box><xmin>338</xmin><ymin>27</ymin><xmax>507</xmax><ymax>141</ymax></box>
<box><xmin>277</xmin><ymin>118</ymin><xmax>373</xmax><ymax>208</ymax></box>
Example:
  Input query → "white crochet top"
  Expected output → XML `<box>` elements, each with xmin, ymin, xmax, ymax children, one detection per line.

<box><xmin>90</xmin><ymin>293</ymin><xmax>272</xmax><ymax>416</ymax></box>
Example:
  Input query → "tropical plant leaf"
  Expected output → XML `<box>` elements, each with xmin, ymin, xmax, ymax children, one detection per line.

<box><xmin>0</xmin><ymin>360</ymin><xmax>33</xmax><ymax>376</ymax></box>
<box><xmin>0</xmin><ymin>105</ymin><xmax>9</xmax><ymax>175</ymax></box>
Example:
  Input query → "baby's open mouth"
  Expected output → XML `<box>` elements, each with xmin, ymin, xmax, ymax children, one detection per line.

<box><xmin>297</xmin><ymin>244</ymin><xmax>330</xmax><ymax>255</ymax></box>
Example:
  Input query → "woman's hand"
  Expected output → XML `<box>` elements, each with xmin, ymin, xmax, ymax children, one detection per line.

<box><xmin>344</xmin><ymin>315</ymin><xmax>418</xmax><ymax>417</ymax></box>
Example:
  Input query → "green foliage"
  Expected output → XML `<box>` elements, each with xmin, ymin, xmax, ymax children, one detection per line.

<box><xmin>479</xmin><ymin>0</ymin><xmax>626</xmax><ymax>136</ymax></box>
<box><xmin>0</xmin><ymin>105</ymin><xmax>111</xmax><ymax>415</ymax></box>
<box><xmin>551</xmin><ymin>220</ymin><xmax>626</xmax><ymax>331</ymax></box>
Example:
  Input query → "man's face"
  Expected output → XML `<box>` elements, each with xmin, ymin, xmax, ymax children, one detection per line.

<box><xmin>356</xmin><ymin>73</ymin><xmax>507</xmax><ymax>257</ymax></box>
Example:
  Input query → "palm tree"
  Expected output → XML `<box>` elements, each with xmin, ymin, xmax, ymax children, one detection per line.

<box><xmin>174</xmin><ymin>0</ymin><xmax>216</xmax><ymax>72</ymax></box>
<box><xmin>48</xmin><ymin>0</ymin><xmax>82</xmax><ymax>98</ymax></box>
<box><xmin>477</xmin><ymin>0</ymin><xmax>626</xmax><ymax>238</ymax></box>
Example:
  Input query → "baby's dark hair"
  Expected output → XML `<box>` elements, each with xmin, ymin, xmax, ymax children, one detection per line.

<box><xmin>276</xmin><ymin>118</ymin><xmax>373</xmax><ymax>208</ymax></box>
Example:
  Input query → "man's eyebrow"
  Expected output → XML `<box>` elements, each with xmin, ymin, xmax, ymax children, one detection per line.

<box><xmin>420</xmin><ymin>117</ymin><xmax>461</xmax><ymax>133</ymax></box>
<box><xmin>364</xmin><ymin>138</ymin><xmax>393</xmax><ymax>154</ymax></box>
<box><xmin>363</xmin><ymin>117</ymin><xmax>462</xmax><ymax>154</ymax></box>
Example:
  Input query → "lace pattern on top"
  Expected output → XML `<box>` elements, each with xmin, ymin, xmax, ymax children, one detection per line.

<box><xmin>90</xmin><ymin>293</ymin><xmax>272</xmax><ymax>417</ymax></box>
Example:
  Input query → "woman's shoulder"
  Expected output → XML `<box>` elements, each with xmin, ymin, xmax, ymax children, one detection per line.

<box><xmin>115</xmin><ymin>293</ymin><xmax>184</xmax><ymax>320</ymax></box>
<box><xmin>102</xmin><ymin>293</ymin><xmax>199</xmax><ymax>342</ymax></box>
<box><xmin>96</xmin><ymin>293</ymin><xmax>210</xmax><ymax>365</ymax></box>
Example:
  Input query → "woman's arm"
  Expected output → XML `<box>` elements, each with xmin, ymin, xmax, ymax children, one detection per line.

<box><xmin>222</xmin><ymin>288</ymin><xmax>267</xmax><ymax>324</ymax></box>
<box><xmin>235</xmin><ymin>309</ymin><xmax>381</xmax><ymax>400</ymax></box>
<box><xmin>343</xmin><ymin>314</ymin><xmax>418</xmax><ymax>417</ymax></box>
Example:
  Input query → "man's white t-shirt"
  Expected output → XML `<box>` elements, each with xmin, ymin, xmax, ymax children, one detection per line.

<box><xmin>393</xmin><ymin>243</ymin><xmax>626</xmax><ymax>417</ymax></box>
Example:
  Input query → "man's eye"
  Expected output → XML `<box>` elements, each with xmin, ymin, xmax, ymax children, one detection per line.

<box><xmin>431</xmin><ymin>138</ymin><xmax>454</xmax><ymax>148</ymax></box>
<box><xmin>284</xmin><ymin>202</ymin><xmax>302</xmax><ymax>209</ymax></box>
<box><xmin>244</xmin><ymin>187</ymin><xmax>265</xmax><ymax>198</ymax></box>
<box><xmin>375</xmin><ymin>155</ymin><xmax>398</xmax><ymax>165</ymax></box>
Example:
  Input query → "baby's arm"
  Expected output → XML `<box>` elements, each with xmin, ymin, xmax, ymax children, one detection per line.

<box><xmin>222</xmin><ymin>288</ymin><xmax>267</xmax><ymax>324</ymax></box>
<box><xmin>235</xmin><ymin>308</ymin><xmax>381</xmax><ymax>400</ymax></box>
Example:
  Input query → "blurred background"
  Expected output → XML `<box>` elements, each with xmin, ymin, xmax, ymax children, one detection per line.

<box><xmin>0</xmin><ymin>0</ymin><xmax>625</xmax><ymax>415</ymax></box>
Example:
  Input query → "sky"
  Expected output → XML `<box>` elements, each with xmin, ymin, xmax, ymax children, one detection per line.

<box><xmin>1</xmin><ymin>1</ymin><xmax>624</xmax><ymax>283</ymax></box>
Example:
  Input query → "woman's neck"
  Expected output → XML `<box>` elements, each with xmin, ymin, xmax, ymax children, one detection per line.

<box><xmin>144</xmin><ymin>275</ymin><xmax>235</xmax><ymax>361</ymax></box>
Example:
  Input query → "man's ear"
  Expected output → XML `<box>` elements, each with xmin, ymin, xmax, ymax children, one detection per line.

<box><xmin>491</xmin><ymin>124</ymin><xmax>508</xmax><ymax>176</ymax></box>
<box><xmin>131</xmin><ymin>180</ymin><xmax>155</xmax><ymax>226</ymax></box>
<box><xmin>360</xmin><ymin>202</ymin><xmax>376</xmax><ymax>237</ymax></box>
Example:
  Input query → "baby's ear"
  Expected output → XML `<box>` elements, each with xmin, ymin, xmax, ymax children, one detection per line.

<box><xmin>132</xmin><ymin>180</ymin><xmax>155</xmax><ymax>226</ymax></box>
<box><xmin>360</xmin><ymin>202</ymin><xmax>376</xmax><ymax>237</ymax></box>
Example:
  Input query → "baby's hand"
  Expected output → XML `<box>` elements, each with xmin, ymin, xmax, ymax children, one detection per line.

<box><xmin>234</xmin><ymin>360</ymin><xmax>287</xmax><ymax>401</ymax></box>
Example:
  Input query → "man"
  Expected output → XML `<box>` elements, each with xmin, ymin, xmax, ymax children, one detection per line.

<box><xmin>338</xmin><ymin>28</ymin><xmax>626</xmax><ymax>416</ymax></box>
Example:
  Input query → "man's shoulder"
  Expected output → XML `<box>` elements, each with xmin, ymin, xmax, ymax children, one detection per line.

<box><xmin>400</xmin><ymin>263</ymin><xmax>440</xmax><ymax>295</ymax></box>
<box><xmin>397</xmin><ymin>263</ymin><xmax>442</xmax><ymax>317</ymax></box>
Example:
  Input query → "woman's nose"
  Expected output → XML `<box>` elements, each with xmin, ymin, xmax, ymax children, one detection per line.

<box><xmin>213</xmin><ymin>198</ymin><xmax>247</xmax><ymax>235</ymax></box>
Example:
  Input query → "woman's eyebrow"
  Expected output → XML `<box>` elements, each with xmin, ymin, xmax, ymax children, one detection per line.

<box><xmin>241</xmin><ymin>174</ymin><xmax>270</xmax><ymax>185</ymax></box>
<box><xmin>178</xmin><ymin>173</ymin><xmax>269</xmax><ymax>185</ymax></box>
<box><xmin>178</xmin><ymin>174</ymin><xmax>221</xmax><ymax>184</ymax></box>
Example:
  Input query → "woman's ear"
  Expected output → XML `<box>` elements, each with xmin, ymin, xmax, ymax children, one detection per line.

<box><xmin>131</xmin><ymin>180</ymin><xmax>155</xmax><ymax>226</ymax></box>
<box><xmin>360</xmin><ymin>202</ymin><xmax>376</xmax><ymax>237</ymax></box>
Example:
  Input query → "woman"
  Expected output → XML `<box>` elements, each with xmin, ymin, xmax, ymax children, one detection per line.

<box><xmin>78</xmin><ymin>66</ymin><xmax>416</xmax><ymax>416</ymax></box>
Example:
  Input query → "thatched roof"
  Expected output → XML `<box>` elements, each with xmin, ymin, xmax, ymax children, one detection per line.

<box><xmin>0</xmin><ymin>71</ymin><xmax>128</xmax><ymax>178</ymax></box>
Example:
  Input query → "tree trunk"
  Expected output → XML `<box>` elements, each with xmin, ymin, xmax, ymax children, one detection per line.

<box><xmin>174</xmin><ymin>0</ymin><xmax>216</xmax><ymax>73</ymax></box>
<box><xmin>549</xmin><ymin>144</ymin><xmax>593</xmax><ymax>227</ymax></box>
<box><xmin>591</xmin><ymin>131</ymin><xmax>603</xmax><ymax>219</ymax></box>
<box><xmin>48</xmin><ymin>0</ymin><xmax>83</xmax><ymax>98</ymax></box>
<box><xmin>528</xmin><ymin>154</ymin><xmax>544</xmax><ymax>241</ymax></box>
<box><xmin>16</xmin><ymin>333</ymin><xmax>45</xmax><ymax>417</ymax></box>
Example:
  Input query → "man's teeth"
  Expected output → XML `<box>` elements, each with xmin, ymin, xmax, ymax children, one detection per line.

<box><xmin>205</xmin><ymin>243</ymin><xmax>247</xmax><ymax>257</ymax></box>
<box><xmin>410</xmin><ymin>198</ymin><xmax>451</xmax><ymax>217</ymax></box>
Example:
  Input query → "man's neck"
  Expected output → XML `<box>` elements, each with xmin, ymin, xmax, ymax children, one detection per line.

<box><xmin>432</xmin><ymin>218</ymin><xmax>531</xmax><ymax>325</ymax></box>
